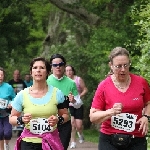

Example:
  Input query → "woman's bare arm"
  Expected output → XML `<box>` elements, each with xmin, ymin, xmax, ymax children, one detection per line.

<box><xmin>79</xmin><ymin>77</ymin><xmax>88</xmax><ymax>98</ymax></box>
<box><xmin>9</xmin><ymin>108</ymin><xmax>22</xmax><ymax>126</ymax></box>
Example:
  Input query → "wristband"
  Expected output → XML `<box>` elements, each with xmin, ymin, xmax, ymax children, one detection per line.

<box><xmin>17</xmin><ymin>116</ymin><xmax>24</xmax><ymax>125</ymax></box>
<box><xmin>143</xmin><ymin>115</ymin><xmax>150</xmax><ymax>122</ymax></box>
<box><xmin>58</xmin><ymin>116</ymin><xmax>64</xmax><ymax>126</ymax></box>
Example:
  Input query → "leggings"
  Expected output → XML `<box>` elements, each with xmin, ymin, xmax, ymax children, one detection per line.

<box><xmin>98</xmin><ymin>132</ymin><xmax>147</xmax><ymax>150</ymax></box>
<box><xmin>58</xmin><ymin>120</ymin><xmax>71</xmax><ymax>150</ymax></box>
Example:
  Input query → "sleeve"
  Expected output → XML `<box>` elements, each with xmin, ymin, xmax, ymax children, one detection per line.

<box><xmin>69</xmin><ymin>81</ymin><xmax>83</xmax><ymax>108</ymax></box>
<box><xmin>56</xmin><ymin>89</ymin><xmax>67</xmax><ymax>109</ymax></box>
<box><xmin>11</xmin><ymin>90</ymin><xmax>24</xmax><ymax>112</ymax></box>
<box><xmin>56</xmin><ymin>89</ymin><xmax>65</xmax><ymax>104</ymax></box>
<box><xmin>57</xmin><ymin>99</ymin><xmax>68</xmax><ymax>109</ymax></box>
<box><xmin>91</xmin><ymin>80</ymin><xmax>106</xmax><ymax>110</ymax></box>
<box><xmin>72</xmin><ymin>94</ymin><xmax>83</xmax><ymax>109</ymax></box>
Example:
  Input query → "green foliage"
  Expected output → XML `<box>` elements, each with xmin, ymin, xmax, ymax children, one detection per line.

<box><xmin>0</xmin><ymin>1</ymin><xmax>31</xmax><ymax>80</ymax></box>
<box><xmin>147</xmin><ymin>123</ymin><xmax>150</xmax><ymax>149</ymax></box>
<box><xmin>0</xmin><ymin>0</ymin><xmax>52</xmax><ymax>80</ymax></box>
<box><xmin>90</xmin><ymin>0</ymin><xmax>110</xmax><ymax>4</ymax></box>
<box><xmin>131</xmin><ymin>1</ymin><xmax>150</xmax><ymax>82</ymax></box>
<box><xmin>84</xmin><ymin>27</ymin><xmax>130</xmax><ymax>81</ymax></box>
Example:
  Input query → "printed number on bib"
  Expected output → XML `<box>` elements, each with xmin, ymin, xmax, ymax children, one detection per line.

<box><xmin>0</xmin><ymin>99</ymin><xmax>8</xmax><ymax>109</ymax></box>
<box><xmin>30</xmin><ymin>118</ymin><xmax>53</xmax><ymax>134</ymax></box>
<box><xmin>111</xmin><ymin>113</ymin><xmax>137</xmax><ymax>132</ymax></box>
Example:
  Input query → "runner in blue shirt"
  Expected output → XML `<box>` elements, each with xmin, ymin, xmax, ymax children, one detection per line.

<box><xmin>0</xmin><ymin>67</ymin><xmax>16</xmax><ymax>150</ymax></box>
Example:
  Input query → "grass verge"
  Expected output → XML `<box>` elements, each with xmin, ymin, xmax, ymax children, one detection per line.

<box><xmin>83</xmin><ymin>129</ymin><xmax>99</xmax><ymax>143</ymax></box>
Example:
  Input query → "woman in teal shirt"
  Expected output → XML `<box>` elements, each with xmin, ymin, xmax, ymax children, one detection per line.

<box><xmin>0</xmin><ymin>67</ymin><xmax>16</xmax><ymax>150</ymax></box>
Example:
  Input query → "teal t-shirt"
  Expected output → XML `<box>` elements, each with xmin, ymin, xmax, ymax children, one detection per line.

<box><xmin>0</xmin><ymin>82</ymin><xmax>16</xmax><ymax>117</ymax></box>
<box><xmin>24</xmin><ymin>80</ymin><xmax>33</xmax><ymax>87</ymax></box>
<box><xmin>47</xmin><ymin>75</ymin><xmax>78</xmax><ymax>97</ymax></box>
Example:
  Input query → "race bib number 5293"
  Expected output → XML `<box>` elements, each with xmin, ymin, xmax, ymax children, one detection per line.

<box><xmin>111</xmin><ymin>113</ymin><xmax>137</xmax><ymax>132</ymax></box>
<box><xmin>30</xmin><ymin>118</ymin><xmax>54</xmax><ymax>134</ymax></box>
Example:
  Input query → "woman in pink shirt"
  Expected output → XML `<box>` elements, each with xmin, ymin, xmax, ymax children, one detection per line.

<box><xmin>90</xmin><ymin>47</ymin><xmax>150</xmax><ymax>150</ymax></box>
<box><xmin>65</xmin><ymin>65</ymin><xmax>88</xmax><ymax>149</ymax></box>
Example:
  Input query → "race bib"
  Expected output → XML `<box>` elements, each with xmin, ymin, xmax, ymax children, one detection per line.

<box><xmin>111</xmin><ymin>113</ymin><xmax>137</xmax><ymax>132</ymax></box>
<box><xmin>0</xmin><ymin>99</ymin><xmax>8</xmax><ymax>109</ymax></box>
<box><xmin>30</xmin><ymin>118</ymin><xmax>54</xmax><ymax>134</ymax></box>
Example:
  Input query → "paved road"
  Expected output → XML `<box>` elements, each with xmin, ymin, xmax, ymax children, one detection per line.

<box><xmin>68</xmin><ymin>141</ymin><xmax>98</xmax><ymax>150</ymax></box>
<box><xmin>9</xmin><ymin>134</ymin><xmax>98</xmax><ymax>150</ymax></box>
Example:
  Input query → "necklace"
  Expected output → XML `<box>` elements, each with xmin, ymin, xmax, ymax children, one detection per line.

<box><xmin>30</xmin><ymin>85</ymin><xmax>48</xmax><ymax>94</ymax></box>
<box><xmin>113</xmin><ymin>75</ymin><xmax>130</xmax><ymax>89</ymax></box>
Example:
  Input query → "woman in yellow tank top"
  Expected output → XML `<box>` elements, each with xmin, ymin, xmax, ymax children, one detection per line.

<box><xmin>9</xmin><ymin>57</ymin><xmax>70</xmax><ymax>150</ymax></box>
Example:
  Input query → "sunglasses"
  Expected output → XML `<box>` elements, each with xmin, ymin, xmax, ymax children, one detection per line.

<box><xmin>51</xmin><ymin>62</ymin><xmax>65</xmax><ymax>67</ymax></box>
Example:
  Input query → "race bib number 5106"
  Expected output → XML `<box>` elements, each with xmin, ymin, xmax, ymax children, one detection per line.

<box><xmin>111</xmin><ymin>113</ymin><xmax>137</xmax><ymax>132</ymax></box>
<box><xmin>30</xmin><ymin>118</ymin><xmax>54</xmax><ymax>134</ymax></box>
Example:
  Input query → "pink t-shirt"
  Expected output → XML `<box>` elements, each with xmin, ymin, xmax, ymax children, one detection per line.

<box><xmin>91</xmin><ymin>74</ymin><xmax>150</xmax><ymax>137</ymax></box>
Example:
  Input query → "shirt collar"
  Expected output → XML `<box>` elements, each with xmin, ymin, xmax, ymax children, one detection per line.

<box><xmin>52</xmin><ymin>74</ymin><xmax>65</xmax><ymax>81</ymax></box>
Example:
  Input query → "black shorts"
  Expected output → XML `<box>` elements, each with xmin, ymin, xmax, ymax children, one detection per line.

<box><xmin>69</xmin><ymin>105</ymin><xmax>84</xmax><ymax>119</ymax></box>
<box><xmin>20</xmin><ymin>140</ymin><xmax>43</xmax><ymax>150</ymax></box>
<box><xmin>20</xmin><ymin>140</ymin><xmax>55</xmax><ymax>150</ymax></box>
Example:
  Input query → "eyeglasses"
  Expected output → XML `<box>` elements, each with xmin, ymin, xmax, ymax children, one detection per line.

<box><xmin>51</xmin><ymin>62</ymin><xmax>65</xmax><ymax>67</ymax></box>
<box><xmin>113</xmin><ymin>63</ymin><xmax>131</xmax><ymax>69</ymax></box>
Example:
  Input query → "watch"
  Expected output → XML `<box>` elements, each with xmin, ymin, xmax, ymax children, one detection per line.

<box><xmin>143</xmin><ymin>115</ymin><xmax>150</xmax><ymax>122</ymax></box>
<box><xmin>17</xmin><ymin>116</ymin><xmax>24</xmax><ymax>125</ymax></box>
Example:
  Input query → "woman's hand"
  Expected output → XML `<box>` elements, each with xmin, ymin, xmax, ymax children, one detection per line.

<box><xmin>68</xmin><ymin>92</ymin><xmax>76</xmax><ymax>103</ymax></box>
<box><xmin>113</xmin><ymin>103</ymin><xmax>123</xmax><ymax>115</ymax></box>
<box><xmin>136</xmin><ymin>116</ymin><xmax>149</xmax><ymax>135</ymax></box>
<box><xmin>7</xmin><ymin>104</ymin><xmax>12</xmax><ymax>109</ymax></box>
<box><xmin>22</xmin><ymin>113</ymin><xmax>32</xmax><ymax>124</ymax></box>
<box><xmin>47</xmin><ymin>115</ymin><xmax>58</xmax><ymax>127</ymax></box>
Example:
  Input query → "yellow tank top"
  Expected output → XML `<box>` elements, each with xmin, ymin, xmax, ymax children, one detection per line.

<box><xmin>22</xmin><ymin>87</ymin><xmax>58</xmax><ymax>143</ymax></box>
